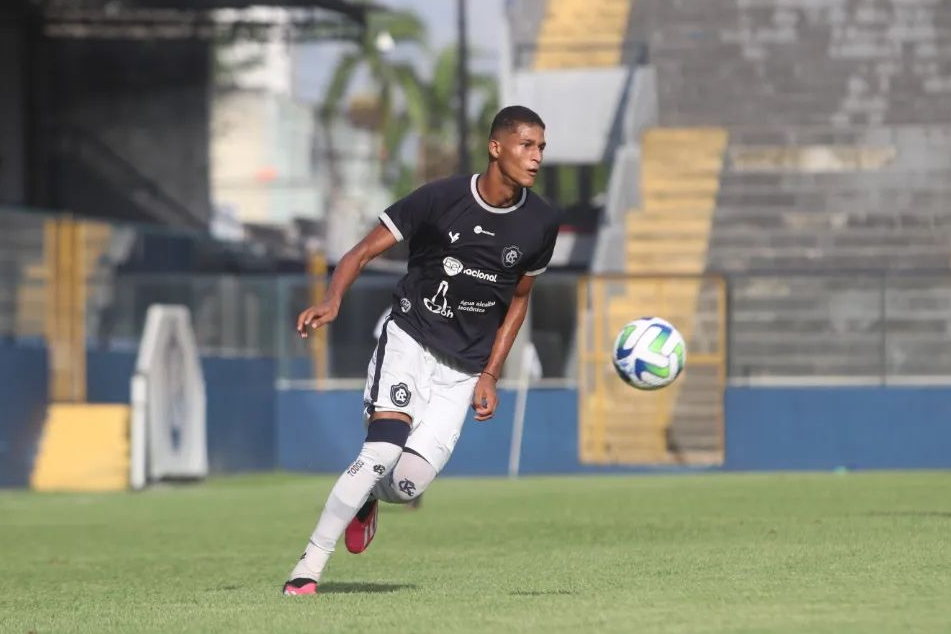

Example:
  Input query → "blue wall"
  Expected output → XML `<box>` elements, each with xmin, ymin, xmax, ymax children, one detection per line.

<box><xmin>725</xmin><ymin>386</ymin><xmax>951</xmax><ymax>470</ymax></box>
<box><xmin>4</xmin><ymin>338</ymin><xmax>951</xmax><ymax>486</ymax></box>
<box><xmin>276</xmin><ymin>387</ymin><xmax>708</xmax><ymax>475</ymax></box>
<box><xmin>277</xmin><ymin>388</ymin><xmax>582</xmax><ymax>475</ymax></box>
<box><xmin>0</xmin><ymin>341</ymin><xmax>48</xmax><ymax>487</ymax></box>
<box><xmin>0</xmin><ymin>345</ymin><xmax>276</xmax><ymax>485</ymax></box>
<box><xmin>88</xmin><ymin>349</ymin><xmax>277</xmax><ymax>473</ymax></box>
<box><xmin>277</xmin><ymin>386</ymin><xmax>951</xmax><ymax>475</ymax></box>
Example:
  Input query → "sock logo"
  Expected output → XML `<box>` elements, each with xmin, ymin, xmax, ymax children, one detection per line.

<box><xmin>373</xmin><ymin>464</ymin><xmax>386</xmax><ymax>475</ymax></box>
<box><xmin>398</xmin><ymin>479</ymin><xmax>417</xmax><ymax>497</ymax></box>
<box><xmin>390</xmin><ymin>382</ymin><xmax>411</xmax><ymax>407</ymax></box>
<box><xmin>347</xmin><ymin>459</ymin><xmax>365</xmax><ymax>476</ymax></box>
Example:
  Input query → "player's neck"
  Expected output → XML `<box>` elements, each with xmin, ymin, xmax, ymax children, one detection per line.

<box><xmin>476</xmin><ymin>167</ymin><xmax>522</xmax><ymax>208</ymax></box>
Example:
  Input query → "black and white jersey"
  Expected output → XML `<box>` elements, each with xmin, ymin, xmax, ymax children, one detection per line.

<box><xmin>379</xmin><ymin>174</ymin><xmax>561</xmax><ymax>372</ymax></box>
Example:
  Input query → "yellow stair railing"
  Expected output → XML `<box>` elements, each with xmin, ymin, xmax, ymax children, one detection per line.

<box><xmin>580</xmin><ymin>128</ymin><xmax>728</xmax><ymax>465</ymax></box>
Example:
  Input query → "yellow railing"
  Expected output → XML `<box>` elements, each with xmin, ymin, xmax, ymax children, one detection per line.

<box><xmin>577</xmin><ymin>274</ymin><xmax>726</xmax><ymax>465</ymax></box>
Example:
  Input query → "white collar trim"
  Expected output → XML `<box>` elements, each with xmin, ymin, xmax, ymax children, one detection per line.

<box><xmin>470</xmin><ymin>174</ymin><xmax>526</xmax><ymax>214</ymax></box>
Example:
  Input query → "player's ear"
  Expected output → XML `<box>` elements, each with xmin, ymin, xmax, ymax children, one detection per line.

<box><xmin>488</xmin><ymin>137</ymin><xmax>502</xmax><ymax>160</ymax></box>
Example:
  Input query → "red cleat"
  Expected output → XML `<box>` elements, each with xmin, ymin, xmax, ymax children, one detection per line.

<box><xmin>282</xmin><ymin>578</ymin><xmax>317</xmax><ymax>596</ymax></box>
<box><xmin>345</xmin><ymin>499</ymin><xmax>378</xmax><ymax>554</ymax></box>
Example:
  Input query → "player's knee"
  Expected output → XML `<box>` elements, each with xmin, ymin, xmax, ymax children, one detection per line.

<box><xmin>390</xmin><ymin>451</ymin><xmax>436</xmax><ymax>503</ymax></box>
<box><xmin>357</xmin><ymin>417</ymin><xmax>412</xmax><ymax>477</ymax></box>
<box><xmin>366</xmin><ymin>417</ymin><xmax>411</xmax><ymax>448</ymax></box>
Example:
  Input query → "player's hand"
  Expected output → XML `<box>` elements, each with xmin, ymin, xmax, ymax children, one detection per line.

<box><xmin>472</xmin><ymin>372</ymin><xmax>498</xmax><ymax>421</ymax></box>
<box><xmin>296</xmin><ymin>299</ymin><xmax>340</xmax><ymax>337</ymax></box>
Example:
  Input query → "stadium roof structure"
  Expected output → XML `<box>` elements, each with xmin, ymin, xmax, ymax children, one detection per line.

<box><xmin>29</xmin><ymin>0</ymin><xmax>388</xmax><ymax>41</ymax></box>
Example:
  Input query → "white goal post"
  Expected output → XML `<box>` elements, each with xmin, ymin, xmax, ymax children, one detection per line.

<box><xmin>130</xmin><ymin>305</ymin><xmax>208</xmax><ymax>490</ymax></box>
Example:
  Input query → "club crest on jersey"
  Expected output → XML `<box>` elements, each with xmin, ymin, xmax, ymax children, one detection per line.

<box><xmin>390</xmin><ymin>382</ymin><xmax>411</xmax><ymax>407</ymax></box>
<box><xmin>501</xmin><ymin>245</ymin><xmax>523</xmax><ymax>268</ymax></box>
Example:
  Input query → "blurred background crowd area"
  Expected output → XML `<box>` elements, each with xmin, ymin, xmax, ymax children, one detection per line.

<box><xmin>3</xmin><ymin>0</ymin><xmax>951</xmax><ymax>479</ymax></box>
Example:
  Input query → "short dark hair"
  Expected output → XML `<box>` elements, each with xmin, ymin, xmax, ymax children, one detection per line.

<box><xmin>489</xmin><ymin>105</ymin><xmax>545</xmax><ymax>138</ymax></box>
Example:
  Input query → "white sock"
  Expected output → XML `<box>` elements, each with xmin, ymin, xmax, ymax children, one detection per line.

<box><xmin>371</xmin><ymin>451</ymin><xmax>437</xmax><ymax>504</ymax></box>
<box><xmin>289</xmin><ymin>441</ymin><xmax>403</xmax><ymax>582</ymax></box>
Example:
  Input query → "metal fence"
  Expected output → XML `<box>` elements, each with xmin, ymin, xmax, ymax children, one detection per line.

<box><xmin>5</xmin><ymin>235</ymin><xmax>951</xmax><ymax>386</ymax></box>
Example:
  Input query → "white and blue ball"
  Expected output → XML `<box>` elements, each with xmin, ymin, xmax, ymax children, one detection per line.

<box><xmin>611</xmin><ymin>317</ymin><xmax>687</xmax><ymax>390</ymax></box>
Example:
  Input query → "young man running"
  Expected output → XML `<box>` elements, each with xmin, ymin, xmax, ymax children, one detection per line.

<box><xmin>283</xmin><ymin>105</ymin><xmax>560</xmax><ymax>595</ymax></box>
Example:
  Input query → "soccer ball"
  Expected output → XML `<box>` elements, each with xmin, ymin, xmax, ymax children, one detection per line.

<box><xmin>611</xmin><ymin>317</ymin><xmax>686</xmax><ymax>390</ymax></box>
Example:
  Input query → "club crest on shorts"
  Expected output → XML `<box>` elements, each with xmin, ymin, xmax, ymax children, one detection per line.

<box><xmin>400</xmin><ymin>297</ymin><xmax>411</xmax><ymax>313</ymax></box>
<box><xmin>501</xmin><ymin>245</ymin><xmax>523</xmax><ymax>268</ymax></box>
<box><xmin>390</xmin><ymin>382</ymin><xmax>411</xmax><ymax>407</ymax></box>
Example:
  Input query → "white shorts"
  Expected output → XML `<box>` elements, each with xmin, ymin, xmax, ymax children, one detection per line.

<box><xmin>363</xmin><ymin>319</ymin><xmax>479</xmax><ymax>473</ymax></box>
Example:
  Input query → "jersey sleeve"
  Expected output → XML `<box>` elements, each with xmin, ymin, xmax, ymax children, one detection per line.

<box><xmin>524</xmin><ymin>223</ymin><xmax>559</xmax><ymax>276</ymax></box>
<box><xmin>378</xmin><ymin>183</ymin><xmax>435</xmax><ymax>242</ymax></box>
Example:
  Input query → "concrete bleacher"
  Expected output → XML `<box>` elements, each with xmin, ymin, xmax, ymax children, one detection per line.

<box><xmin>633</xmin><ymin>0</ymin><xmax>951</xmax><ymax>380</ymax></box>
<box><xmin>710</xmin><ymin>127</ymin><xmax>951</xmax><ymax>272</ymax></box>
<box><xmin>648</xmin><ymin>0</ymin><xmax>951</xmax><ymax>128</ymax></box>
<box><xmin>515</xmin><ymin>0</ymin><xmax>951</xmax><ymax>462</ymax></box>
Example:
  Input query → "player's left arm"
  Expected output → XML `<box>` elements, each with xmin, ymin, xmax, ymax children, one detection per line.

<box><xmin>471</xmin><ymin>274</ymin><xmax>535</xmax><ymax>422</ymax></box>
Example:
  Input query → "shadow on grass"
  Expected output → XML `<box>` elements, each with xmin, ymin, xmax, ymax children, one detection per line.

<box><xmin>319</xmin><ymin>582</ymin><xmax>416</xmax><ymax>594</ymax></box>
<box><xmin>509</xmin><ymin>589</ymin><xmax>575</xmax><ymax>597</ymax></box>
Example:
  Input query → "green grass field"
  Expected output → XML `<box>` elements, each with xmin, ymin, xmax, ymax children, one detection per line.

<box><xmin>1</xmin><ymin>471</ymin><xmax>949</xmax><ymax>633</ymax></box>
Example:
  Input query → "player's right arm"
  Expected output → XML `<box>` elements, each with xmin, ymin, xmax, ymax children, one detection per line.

<box><xmin>296</xmin><ymin>224</ymin><xmax>397</xmax><ymax>337</ymax></box>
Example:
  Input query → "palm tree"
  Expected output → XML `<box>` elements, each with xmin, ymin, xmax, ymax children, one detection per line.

<box><xmin>319</xmin><ymin>9</ymin><xmax>429</xmax><ymax>187</ymax></box>
<box><xmin>389</xmin><ymin>45</ymin><xmax>499</xmax><ymax>196</ymax></box>
<box><xmin>319</xmin><ymin>7</ymin><xmax>499</xmax><ymax>197</ymax></box>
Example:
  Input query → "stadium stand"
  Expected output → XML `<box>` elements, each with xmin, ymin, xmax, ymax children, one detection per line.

<box><xmin>643</xmin><ymin>0</ymin><xmax>951</xmax><ymax>379</ymax></box>
<box><xmin>512</xmin><ymin>0</ymin><xmax>951</xmax><ymax>462</ymax></box>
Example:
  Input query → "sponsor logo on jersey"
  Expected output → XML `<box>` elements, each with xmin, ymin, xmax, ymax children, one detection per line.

<box><xmin>501</xmin><ymin>245</ymin><xmax>523</xmax><ymax>268</ymax></box>
<box><xmin>423</xmin><ymin>280</ymin><xmax>454</xmax><ymax>318</ymax></box>
<box><xmin>457</xmin><ymin>299</ymin><xmax>497</xmax><ymax>314</ymax></box>
<box><xmin>400</xmin><ymin>298</ymin><xmax>412</xmax><ymax>313</ymax></box>
<box><xmin>474</xmin><ymin>225</ymin><xmax>495</xmax><ymax>236</ymax></box>
<box><xmin>390</xmin><ymin>382</ymin><xmax>411</xmax><ymax>407</ymax></box>
<box><xmin>443</xmin><ymin>256</ymin><xmax>463</xmax><ymax>276</ymax></box>
<box><xmin>463</xmin><ymin>268</ymin><xmax>498</xmax><ymax>282</ymax></box>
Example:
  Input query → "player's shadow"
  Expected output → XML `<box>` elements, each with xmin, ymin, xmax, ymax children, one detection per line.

<box><xmin>319</xmin><ymin>582</ymin><xmax>416</xmax><ymax>594</ymax></box>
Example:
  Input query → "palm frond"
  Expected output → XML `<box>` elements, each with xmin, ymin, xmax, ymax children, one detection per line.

<box><xmin>431</xmin><ymin>46</ymin><xmax>458</xmax><ymax>117</ymax></box>
<box><xmin>391</xmin><ymin>63</ymin><xmax>429</xmax><ymax>132</ymax></box>
<box><xmin>369</xmin><ymin>10</ymin><xmax>428</xmax><ymax>46</ymax></box>
<box><xmin>320</xmin><ymin>52</ymin><xmax>361</xmax><ymax>122</ymax></box>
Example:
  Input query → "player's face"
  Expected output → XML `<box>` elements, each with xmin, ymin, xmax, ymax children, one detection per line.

<box><xmin>491</xmin><ymin>123</ymin><xmax>546</xmax><ymax>188</ymax></box>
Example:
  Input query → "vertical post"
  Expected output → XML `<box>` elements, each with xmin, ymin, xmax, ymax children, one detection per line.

<box><xmin>457</xmin><ymin>0</ymin><xmax>470</xmax><ymax>175</ymax></box>
<box><xmin>508</xmin><ymin>346</ymin><xmax>535</xmax><ymax>478</ymax></box>
<box><xmin>307</xmin><ymin>252</ymin><xmax>329</xmax><ymax>385</ymax></box>
<box><xmin>45</xmin><ymin>217</ymin><xmax>87</xmax><ymax>403</ymax></box>
<box><xmin>276</xmin><ymin>276</ymin><xmax>288</xmax><ymax>387</ymax></box>
<box><xmin>880</xmin><ymin>272</ymin><xmax>887</xmax><ymax>386</ymax></box>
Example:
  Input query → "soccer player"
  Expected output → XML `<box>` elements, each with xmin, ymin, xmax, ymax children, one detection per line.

<box><xmin>283</xmin><ymin>105</ymin><xmax>560</xmax><ymax>595</ymax></box>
